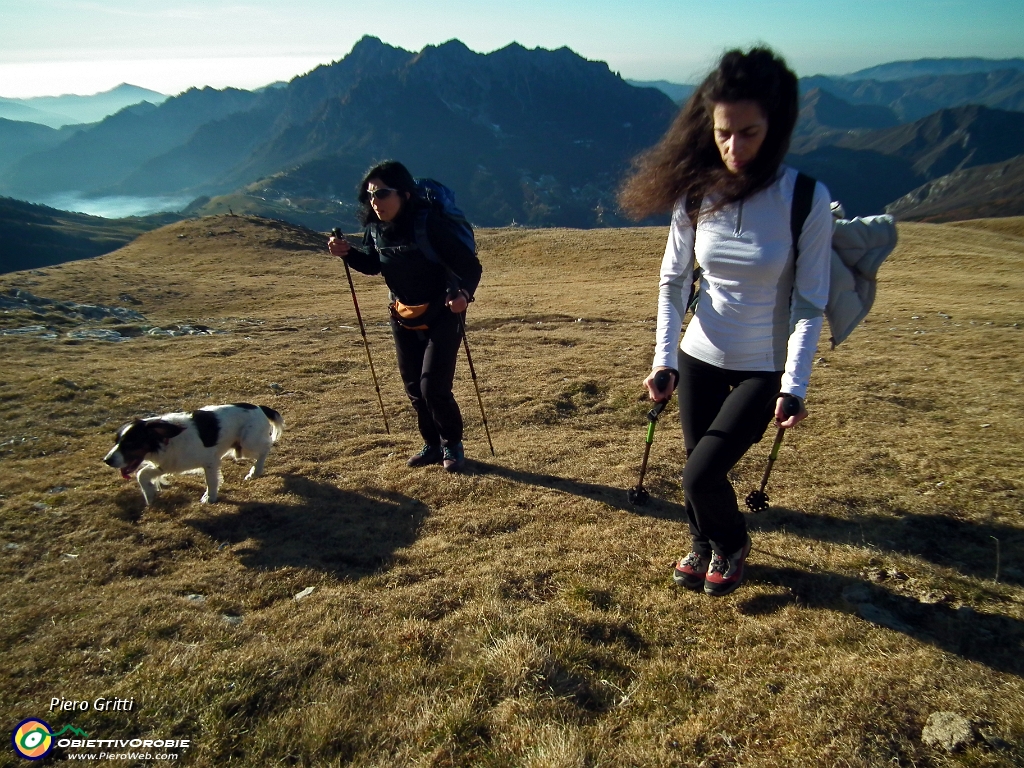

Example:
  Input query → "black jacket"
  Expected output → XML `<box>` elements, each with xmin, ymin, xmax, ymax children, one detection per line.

<box><xmin>345</xmin><ymin>200</ymin><xmax>482</xmax><ymax>306</ymax></box>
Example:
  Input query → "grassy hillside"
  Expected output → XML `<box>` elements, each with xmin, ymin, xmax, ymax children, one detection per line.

<box><xmin>1</xmin><ymin>215</ymin><xmax>1022</xmax><ymax>766</ymax></box>
<box><xmin>0</xmin><ymin>197</ymin><xmax>182</xmax><ymax>274</ymax></box>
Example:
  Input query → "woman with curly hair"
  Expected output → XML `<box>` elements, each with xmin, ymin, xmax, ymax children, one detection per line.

<box><xmin>620</xmin><ymin>48</ymin><xmax>832</xmax><ymax>596</ymax></box>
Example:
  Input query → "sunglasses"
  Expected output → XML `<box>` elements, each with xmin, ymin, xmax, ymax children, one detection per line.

<box><xmin>367</xmin><ymin>187</ymin><xmax>398</xmax><ymax>201</ymax></box>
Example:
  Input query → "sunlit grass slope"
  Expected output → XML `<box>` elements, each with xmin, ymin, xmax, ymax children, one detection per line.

<box><xmin>1</xmin><ymin>214</ymin><xmax>1022</xmax><ymax>766</ymax></box>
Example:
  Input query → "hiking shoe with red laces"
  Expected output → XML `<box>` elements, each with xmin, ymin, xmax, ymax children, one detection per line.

<box><xmin>704</xmin><ymin>535</ymin><xmax>752</xmax><ymax>597</ymax></box>
<box><xmin>673</xmin><ymin>550</ymin><xmax>709</xmax><ymax>591</ymax></box>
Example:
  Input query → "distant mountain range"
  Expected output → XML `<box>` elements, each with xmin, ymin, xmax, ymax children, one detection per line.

<box><xmin>626</xmin><ymin>79</ymin><xmax>695</xmax><ymax>104</ymax></box>
<box><xmin>800</xmin><ymin>69</ymin><xmax>1024</xmax><ymax>123</ymax></box>
<box><xmin>0</xmin><ymin>118</ymin><xmax>71</xmax><ymax>175</ymax></box>
<box><xmin>2</xmin><ymin>43</ymin><xmax>1024</xmax><ymax>235</ymax></box>
<box><xmin>2</xmin><ymin>88</ymin><xmax>261</xmax><ymax>199</ymax></box>
<box><xmin>0</xmin><ymin>37</ymin><xmax>677</xmax><ymax>229</ymax></box>
<box><xmin>842</xmin><ymin>57</ymin><xmax>1024</xmax><ymax>82</ymax></box>
<box><xmin>0</xmin><ymin>83</ymin><xmax>168</xmax><ymax>128</ymax></box>
<box><xmin>788</xmin><ymin>104</ymin><xmax>1024</xmax><ymax>217</ymax></box>
<box><xmin>793</xmin><ymin>88</ymin><xmax>900</xmax><ymax>145</ymax></box>
<box><xmin>886</xmin><ymin>154</ymin><xmax>1024</xmax><ymax>221</ymax></box>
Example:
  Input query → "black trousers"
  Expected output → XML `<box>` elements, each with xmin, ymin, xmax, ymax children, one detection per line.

<box><xmin>678</xmin><ymin>351</ymin><xmax>783</xmax><ymax>556</ymax></box>
<box><xmin>391</xmin><ymin>308</ymin><xmax>464</xmax><ymax>448</ymax></box>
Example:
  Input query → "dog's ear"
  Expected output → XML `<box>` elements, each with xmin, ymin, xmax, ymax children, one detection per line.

<box><xmin>115</xmin><ymin>421</ymin><xmax>140</xmax><ymax>440</ymax></box>
<box><xmin>148</xmin><ymin>420</ymin><xmax>186</xmax><ymax>442</ymax></box>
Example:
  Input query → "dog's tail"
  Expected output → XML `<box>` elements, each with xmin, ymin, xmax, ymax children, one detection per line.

<box><xmin>260</xmin><ymin>405</ymin><xmax>285</xmax><ymax>442</ymax></box>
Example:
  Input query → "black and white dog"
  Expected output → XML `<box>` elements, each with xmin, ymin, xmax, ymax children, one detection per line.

<box><xmin>103</xmin><ymin>403</ymin><xmax>284</xmax><ymax>505</ymax></box>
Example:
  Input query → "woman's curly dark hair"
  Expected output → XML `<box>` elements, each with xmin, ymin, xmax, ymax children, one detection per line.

<box><xmin>356</xmin><ymin>160</ymin><xmax>418</xmax><ymax>226</ymax></box>
<box><xmin>618</xmin><ymin>47</ymin><xmax>799</xmax><ymax>220</ymax></box>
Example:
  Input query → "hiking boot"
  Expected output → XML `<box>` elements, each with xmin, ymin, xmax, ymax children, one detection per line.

<box><xmin>442</xmin><ymin>442</ymin><xmax>465</xmax><ymax>473</ymax></box>
<box><xmin>704</xmin><ymin>535</ymin><xmax>752</xmax><ymax>597</ymax></box>
<box><xmin>673</xmin><ymin>550</ymin><xmax>709</xmax><ymax>591</ymax></box>
<box><xmin>407</xmin><ymin>444</ymin><xmax>442</xmax><ymax>467</ymax></box>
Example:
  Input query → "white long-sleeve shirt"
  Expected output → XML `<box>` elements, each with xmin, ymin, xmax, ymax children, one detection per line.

<box><xmin>653</xmin><ymin>166</ymin><xmax>832</xmax><ymax>400</ymax></box>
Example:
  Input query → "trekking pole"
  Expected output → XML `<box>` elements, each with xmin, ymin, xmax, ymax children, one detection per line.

<box><xmin>627</xmin><ymin>369</ymin><xmax>673</xmax><ymax>506</ymax></box>
<box><xmin>333</xmin><ymin>228</ymin><xmax>389</xmax><ymax>434</ymax></box>
<box><xmin>744</xmin><ymin>395</ymin><xmax>802</xmax><ymax>512</ymax></box>
<box><xmin>458</xmin><ymin>313</ymin><xmax>495</xmax><ymax>456</ymax></box>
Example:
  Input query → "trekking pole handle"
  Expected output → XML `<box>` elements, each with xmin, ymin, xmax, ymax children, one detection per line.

<box><xmin>653</xmin><ymin>368</ymin><xmax>673</xmax><ymax>393</ymax></box>
<box><xmin>780</xmin><ymin>394</ymin><xmax>802</xmax><ymax>418</ymax></box>
<box><xmin>647</xmin><ymin>369</ymin><xmax>674</xmax><ymax>421</ymax></box>
<box><xmin>764</xmin><ymin>396</ymin><xmax>802</xmax><ymax>466</ymax></box>
<box><xmin>331</xmin><ymin>227</ymin><xmax>348</xmax><ymax>258</ymax></box>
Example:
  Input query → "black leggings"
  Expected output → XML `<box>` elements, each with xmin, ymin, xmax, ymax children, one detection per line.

<box><xmin>391</xmin><ymin>308</ymin><xmax>464</xmax><ymax>447</ymax></box>
<box><xmin>678</xmin><ymin>351</ymin><xmax>782</xmax><ymax>555</ymax></box>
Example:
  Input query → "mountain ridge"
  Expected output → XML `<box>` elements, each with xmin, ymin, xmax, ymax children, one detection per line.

<box><xmin>3</xmin><ymin>48</ymin><xmax>1024</xmax><ymax>228</ymax></box>
<box><xmin>831</xmin><ymin>104</ymin><xmax>1024</xmax><ymax>178</ymax></box>
<box><xmin>789</xmin><ymin>104</ymin><xmax>1024</xmax><ymax>217</ymax></box>
<box><xmin>800</xmin><ymin>69</ymin><xmax>1024</xmax><ymax>122</ymax></box>
<box><xmin>886</xmin><ymin>154</ymin><xmax>1024</xmax><ymax>221</ymax></box>
<box><xmin>0</xmin><ymin>83</ymin><xmax>168</xmax><ymax>128</ymax></box>
<box><xmin>843</xmin><ymin>57</ymin><xmax>1024</xmax><ymax>81</ymax></box>
<box><xmin>1</xmin><ymin>87</ymin><xmax>262</xmax><ymax>198</ymax></box>
<box><xmin>2</xmin><ymin>36</ymin><xmax>677</xmax><ymax>229</ymax></box>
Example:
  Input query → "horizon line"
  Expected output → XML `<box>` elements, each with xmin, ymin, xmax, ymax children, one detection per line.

<box><xmin>2</xmin><ymin>46</ymin><xmax>1023</xmax><ymax>100</ymax></box>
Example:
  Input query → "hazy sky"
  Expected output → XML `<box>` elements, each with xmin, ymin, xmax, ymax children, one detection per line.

<box><xmin>1</xmin><ymin>0</ymin><xmax>1021</xmax><ymax>98</ymax></box>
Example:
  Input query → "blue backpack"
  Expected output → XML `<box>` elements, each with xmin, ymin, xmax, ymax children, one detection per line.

<box><xmin>413</xmin><ymin>178</ymin><xmax>476</xmax><ymax>266</ymax></box>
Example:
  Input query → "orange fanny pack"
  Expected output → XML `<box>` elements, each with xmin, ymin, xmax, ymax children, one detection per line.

<box><xmin>390</xmin><ymin>299</ymin><xmax>432</xmax><ymax>330</ymax></box>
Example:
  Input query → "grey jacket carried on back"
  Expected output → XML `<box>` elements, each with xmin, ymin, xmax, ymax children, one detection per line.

<box><xmin>826</xmin><ymin>210</ymin><xmax>898</xmax><ymax>348</ymax></box>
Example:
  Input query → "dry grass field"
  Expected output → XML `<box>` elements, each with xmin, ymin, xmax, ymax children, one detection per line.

<box><xmin>1</xmin><ymin>214</ymin><xmax>1022</xmax><ymax>767</ymax></box>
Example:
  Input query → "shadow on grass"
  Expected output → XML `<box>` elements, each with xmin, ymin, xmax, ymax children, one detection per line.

<box><xmin>741</xmin><ymin>563</ymin><xmax>1024</xmax><ymax>675</ymax></box>
<box><xmin>182</xmin><ymin>474</ymin><xmax>429</xmax><ymax>578</ymax></box>
<box><xmin>750</xmin><ymin>505</ymin><xmax>1021</xmax><ymax>586</ymax></box>
<box><xmin>468</xmin><ymin>460</ymin><xmax>688</xmax><ymax>521</ymax></box>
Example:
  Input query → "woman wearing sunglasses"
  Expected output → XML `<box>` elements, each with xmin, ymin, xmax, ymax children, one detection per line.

<box><xmin>619</xmin><ymin>48</ymin><xmax>831</xmax><ymax>596</ymax></box>
<box><xmin>328</xmin><ymin>160</ymin><xmax>482</xmax><ymax>472</ymax></box>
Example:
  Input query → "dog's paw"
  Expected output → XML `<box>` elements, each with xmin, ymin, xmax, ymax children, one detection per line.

<box><xmin>200</xmin><ymin>492</ymin><xmax>217</xmax><ymax>504</ymax></box>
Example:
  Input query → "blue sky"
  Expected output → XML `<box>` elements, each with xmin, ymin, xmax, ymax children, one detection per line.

<box><xmin>1</xmin><ymin>0</ymin><xmax>1021</xmax><ymax>98</ymax></box>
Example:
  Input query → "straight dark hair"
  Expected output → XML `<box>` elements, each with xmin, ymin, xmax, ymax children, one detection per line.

<box><xmin>618</xmin><ymin>47</ymin><xmax>799</xmax><ymax>220</ymax></box>
<box><xmin>356</xmin><ymin>160</ymin><xmax>418</xmax><ymax>226</ymax></box>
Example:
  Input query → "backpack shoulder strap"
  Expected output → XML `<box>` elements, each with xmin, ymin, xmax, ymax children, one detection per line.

<box><xmin>685</xmin><ymin>194</ymin><xmax>703</xmax><ymax>314</ymax></box>
<box><xmin>790</xmin><ymin>172</ymin><xmax>816</xmax><ymax>260</ymax></box>
<box><xmin>685</xmin><ymin>193</ymin><xmax>702</xmax><ymax>231</ymax></box>
<box><xmin>370</xmin><ymin>222</ymin><xmax>417</xmax><ymax>256</ymax></box>
<box><xmin>412</xmin><ymin>207</ymin><xmax>438</xmax><ymax>264</ymax></box>
<box><xmin>412</xmin><ymin>205</ymin><xmax>463</xmax><ymax>293</ymax></box>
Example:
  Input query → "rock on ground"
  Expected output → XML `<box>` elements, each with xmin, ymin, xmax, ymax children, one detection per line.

<box><xmin>922</xmin><ymin>711</ymin><xmax>973</xmax><ymax>751</ymax></box>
